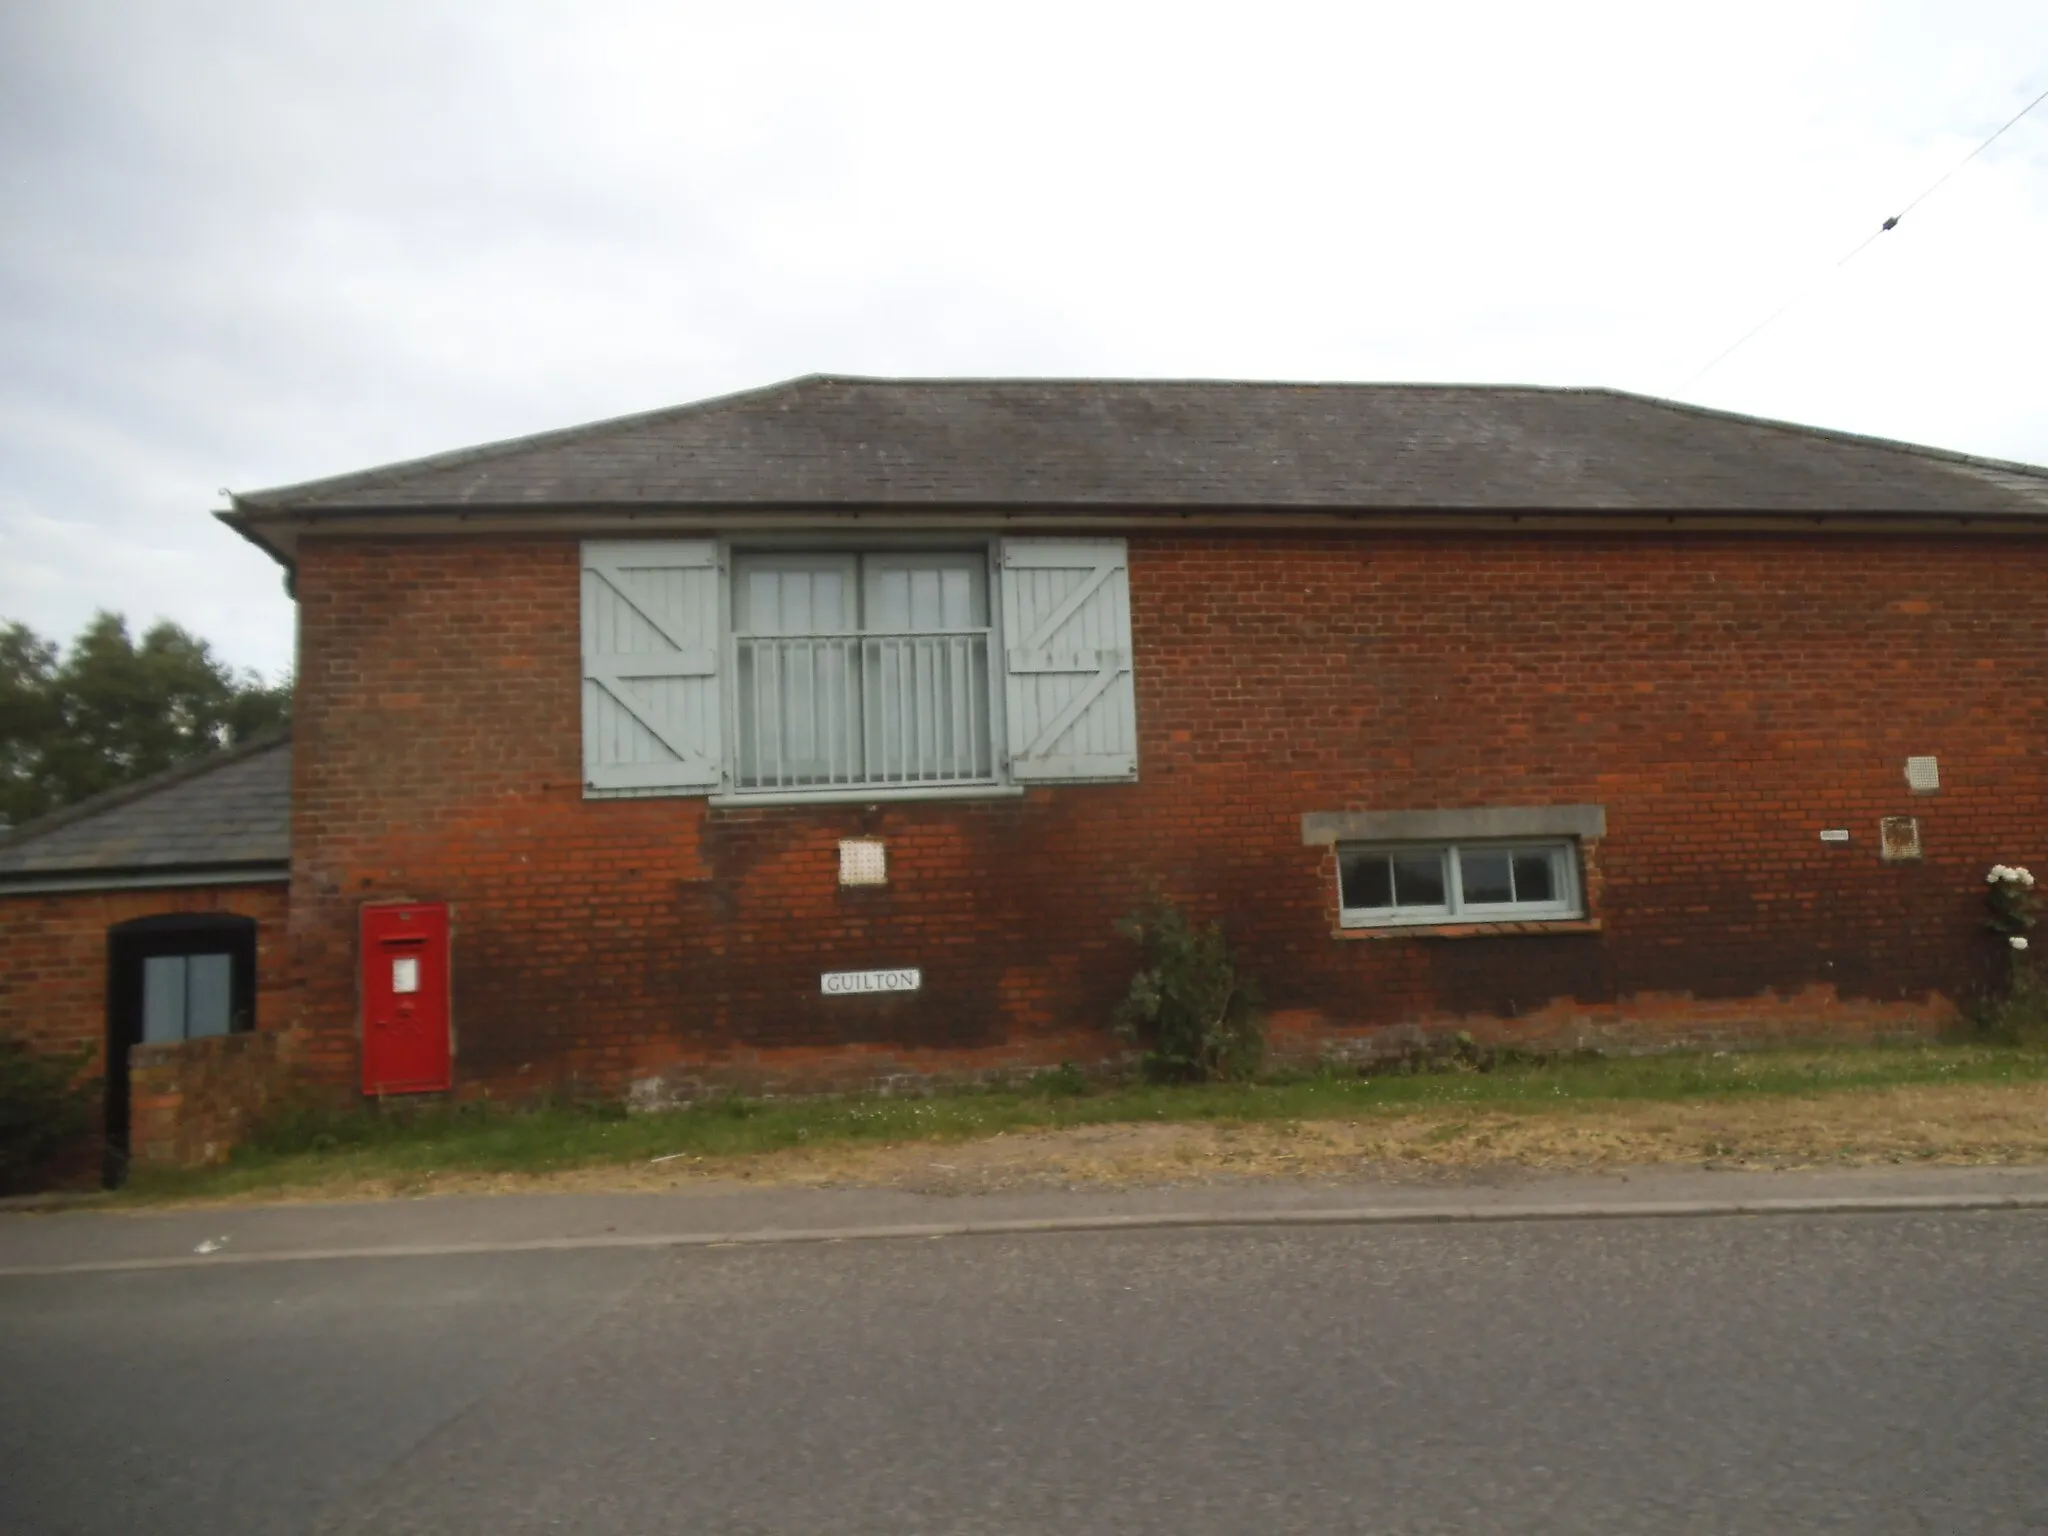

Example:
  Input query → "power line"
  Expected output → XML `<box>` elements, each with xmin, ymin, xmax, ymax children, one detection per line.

<box><xmin>1685</xmin><ymin>79</ymin><xmax>2048</xmax><ymax>387</ymax></box>
<box><xmin>1887</xmin><ymin>79</ymin><xmax>2048</xmax><ymax>225</ymax></box>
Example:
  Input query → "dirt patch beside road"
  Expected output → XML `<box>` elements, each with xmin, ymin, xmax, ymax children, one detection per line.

<box><xmin>692</xmin><ymin>1080</ymin><xmax>2048</xmax><ymax>1194</ymax></box>
<box><xmin>154</xmin><ymin>1080</ymin><xmax>2048</xmax><ymax>1206</ymax></box>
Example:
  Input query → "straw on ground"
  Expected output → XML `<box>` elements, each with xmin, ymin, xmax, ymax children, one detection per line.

<box><xmin>117</xmin><ymin>1043</ymin><xmax>2048</xmax><ymax>1206</ymax></box>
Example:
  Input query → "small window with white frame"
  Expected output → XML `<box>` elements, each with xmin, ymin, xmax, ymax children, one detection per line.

<box><xmin>1337</xmin><ymin>839</ymin><xmax>1582</xmax><ymax>928</ymax></box>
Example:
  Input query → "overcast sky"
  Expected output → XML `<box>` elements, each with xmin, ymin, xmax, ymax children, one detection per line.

<box><xmin>2</xmin><ymin>1</ymin><xmax>2044</xmax><ymax>678</ymax></box>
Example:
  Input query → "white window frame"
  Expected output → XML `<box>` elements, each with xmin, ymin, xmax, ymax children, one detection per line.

<box><xmin>722</xmin><ymin>541</ymin><xmax>1010</xmax><ymax>800</ymax></box>
<box><xmin>1337</xmin><ymin>838</ymin><xmax>1583</xmax><ymax>929</ymax></box>
<box><xmin>140</xmin><ymin>951</ymin><xmax>238</xmax><ymax>1043</ymax></box>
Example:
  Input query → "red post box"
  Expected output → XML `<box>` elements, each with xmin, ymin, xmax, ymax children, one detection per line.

<box><xmin>361</xmin><ymin>902</ymin><xmax>451</xmax><ymax>1095</ymax></box>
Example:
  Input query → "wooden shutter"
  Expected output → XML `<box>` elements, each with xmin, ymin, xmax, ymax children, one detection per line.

<box><xmin>999</xmin><ymin>538</ymin><xmax>1138</xmax><ymax>783</ymax></box>
<box><xmin>581</xmin><ymin>541</ymin><xmax>723</xmax><ymax>793</ymax></box>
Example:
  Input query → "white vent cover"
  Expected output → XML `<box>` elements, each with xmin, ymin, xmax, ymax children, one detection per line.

<box><xmin>1904</xmin><ymin>756</ymin><xmax>1940</xmax><ymax>793</ymax></box>
<box><xmin>839</xmin><ymin>838</ymin><xmax>888</xmax><ymax>887</ymax></box>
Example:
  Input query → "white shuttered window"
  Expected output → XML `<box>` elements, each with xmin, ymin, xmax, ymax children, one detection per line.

<box><xmin>580</xmin><ymin>538</ymin><xmax>1137</xmax><ymax>798</ymax></box>
<box><xmin>582</xmin><ymin>541</ymin><xmax>723</xmax><ymax>792</ymax></box>
<box><xmin>998</xmin><ymin>539</ymin><xmax>1138</xmax><ymax>782</ymax></box>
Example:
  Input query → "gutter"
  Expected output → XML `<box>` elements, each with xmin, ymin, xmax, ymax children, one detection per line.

<box><xmin>217</xmin><ymin>498</ymin><xmax>296</xmax><ymax>595</ymax></box>
<box><xmin>0</xmin><ymin>865</ymin><xmax>290</xmax><ymax>897</ymax></box>
<box><xmin>216</xmin><ymin>499</ymin><xmax>2048</xmax><ymax>568</ymax></box>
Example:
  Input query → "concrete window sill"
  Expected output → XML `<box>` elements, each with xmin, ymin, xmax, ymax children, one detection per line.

<box><xmin>1333</xmin><ymin>918</ymin><xmax>1604</xmax><ymax>941</ymax></box>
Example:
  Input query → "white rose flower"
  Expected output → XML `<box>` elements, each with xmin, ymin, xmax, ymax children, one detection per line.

<box><xmin>2012</xmin><ymin>936</ymin><xmax>2029</xmax><ymax>951</ymax></box>
<box><xmin>2021</xmin><ymin>869</ymin><xmax>2037</xmax><ymax>888</ymax></box>
<box><xmin>1988</xmin><ymin>865</ymin><xmax>2010</xmax><ymax>884</ymax></box>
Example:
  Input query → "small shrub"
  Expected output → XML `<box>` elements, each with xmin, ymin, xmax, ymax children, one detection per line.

<box><xmin>1977</xmin><ymin>965</ymin><xmax>2048</xmax><ymax>1047</ymax></box>
<box><xmin>1978</xmin><ymin>863</ymin><xmax>2048</xmax><ymax>1046</ymax></box>
<box><xmin>1985</xmin><ymin>863</ymin><xmax>2040</xmax><ymax>942</ymax></box>
<box><xmin>1364</xmin><ymin>1036</ymin><xmax>1605</xmax><ymax>1078</ymax></box>
<box><xmin>1028</xmin><ymin>1061</ymin><xmax>1092</xmax><ymax>1098</ymax></box>
<box><xmin>698</xmin><ymin>1092</ymin><xmax>760</xmax><ymax>1122</ymax></box>
<box><xmin>1112</xmin><ymin>892</ymin><xmax>1264</xmax><ymax>1083</ymax></box>
<box><xmin>0</xmin><ymin>1037</ymin><xmax>98</xmax><ymax>1191</ymax></box>
<box><xmin>245</xmin><ymin>1096</ymin><xmax>397</xmax><ymax>1156</ymax></box>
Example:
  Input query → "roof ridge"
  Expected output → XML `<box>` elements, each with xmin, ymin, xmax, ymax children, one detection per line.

<box><xmin>806</xmin><ymin>375</ymin><xmax>1579</xmax><ymax>390</ymax></box>
<box><xmin>0</xmin><ymin>728</ymin><xmax>291</xmax><ymax>852</ymax></box>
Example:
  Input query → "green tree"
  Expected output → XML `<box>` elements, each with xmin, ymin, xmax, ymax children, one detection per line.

<box><xmin>0</xmin><ymin>623</ymin><xmax>60</xmax><ymax>818</ymax></box>
<box><xmin>0</xmin><ymin>613</ymin><xmax>290</xmax><ymax>829</ymax></box>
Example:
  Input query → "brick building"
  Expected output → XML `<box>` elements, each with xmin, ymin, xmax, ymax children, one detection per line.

<box><xmin>0</xmin><ymin>736</ymin><xmax>291</xmax><ymax>1172</ymax></box>
<box><xmin>217</xmin><ymin>376</ymin><xmax>2048</xmax><ymax>1105</ymax></box>
<box><xmin>8</xmin><ymin>376</ymin><xmax>2048</xmax><ymax>1161</ymax></box>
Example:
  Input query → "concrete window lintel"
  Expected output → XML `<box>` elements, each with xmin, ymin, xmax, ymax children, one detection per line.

<box><xmin>1301</xmin><ymin>804</ymin><xmax>1607</xmax><ymax>847</ymax></box>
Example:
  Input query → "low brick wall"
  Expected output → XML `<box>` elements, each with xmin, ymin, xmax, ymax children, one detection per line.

<box><xmin>610</xmin><ymin>1030</ymin><xmax>1131</xmax><ymax>1109</ymax></box>
<box><xmin>1267</xmin><ymin>985</ymin><xmax>1957</xmax><ymax>1069</ymax></box>
<box><xmin>128</xmin><ymin>1031</ymin><xmax>283</xmax><ymax>1171</ymax></box>
<box><xmin>513</xmin><ymin>986</ymin><xmax>1957</xmax><ymax>1109</ymax></box>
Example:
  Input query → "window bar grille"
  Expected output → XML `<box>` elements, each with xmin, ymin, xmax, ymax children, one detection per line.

<box><xmin>767</xmin><ymin>640</ymin><xmax>783</xmax><ymax>788</ymax></box>
<box><xmin>804</xmin><ymin>639</ymin><xmax>819</xmax><ymax>787</ymax></box>
<box><xmin>736</xmin><ymin>631</ymin><xmax>992</xmax><ymax>790</ymax></box>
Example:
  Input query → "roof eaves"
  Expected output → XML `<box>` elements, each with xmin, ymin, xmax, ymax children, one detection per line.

<box><xmin>0</xmin><ymin>863</ymin><xmax>290</xmax><ymax>896</ymax></box>
<box><xmin>216</xmin><ymin>502</ymin><xmax>295</xmax><ymax>571</ymax></box>
<box><xmin>200</xmin><ymin>495</ymin><xmax>2048</xmax><ymax>523</ymax></box>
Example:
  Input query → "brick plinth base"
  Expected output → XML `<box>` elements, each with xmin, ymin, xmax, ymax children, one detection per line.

<box><xmin>128</xmin><ymin>1031</ymin><xmax>284</xmax><ymax>1170</ymax></box>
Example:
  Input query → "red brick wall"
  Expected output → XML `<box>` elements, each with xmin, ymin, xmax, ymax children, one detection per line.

<box><xmin>286</xmin><ymin>532</ymin><xmax>2048</xmax><ymax>1097</ymax></box>
<box><xmin>0</xmin><ymin>882</ymin><xmax>291</xmax><ymax>1177</ymax></box>
<box><xmin>0</xmin><ymin>883</ymin><xmax>291</xmax><ymax>1074</ymax></box>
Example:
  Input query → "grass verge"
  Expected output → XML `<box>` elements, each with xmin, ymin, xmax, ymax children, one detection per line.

<box><xmin>118</xmin><ymin>1042</ymin><xmax>2048</xmax><ymax>1205</ymax></box>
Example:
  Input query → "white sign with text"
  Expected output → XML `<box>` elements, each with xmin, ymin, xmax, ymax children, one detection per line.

<box><xmin>821</xmin><ymin>968</ymin><xmax>922</xmax><ymax>996</ymax></box>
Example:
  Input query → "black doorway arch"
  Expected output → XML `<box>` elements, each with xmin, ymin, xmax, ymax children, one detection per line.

<box><xmin>104</xmin><ymin>913</ymin><xmax>258</xmax><ymax>1177</ymax></box>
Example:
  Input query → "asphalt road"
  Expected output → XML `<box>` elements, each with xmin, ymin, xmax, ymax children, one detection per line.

<box><xmin>4</xmin><ymin>1211</ymin><xmax>2046</xmax><ymax>1534</ymax></box>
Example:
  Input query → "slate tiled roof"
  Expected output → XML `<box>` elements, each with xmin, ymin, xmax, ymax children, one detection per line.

<box><xmin>230</xmin><ymin>376</ymin><xmax>2048</xmax><ymax>521</ymax></box>
<box><xmin>0</xmin><ymin>735</ymin><xmax>290</xmax><ymax>887</ymax></box>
